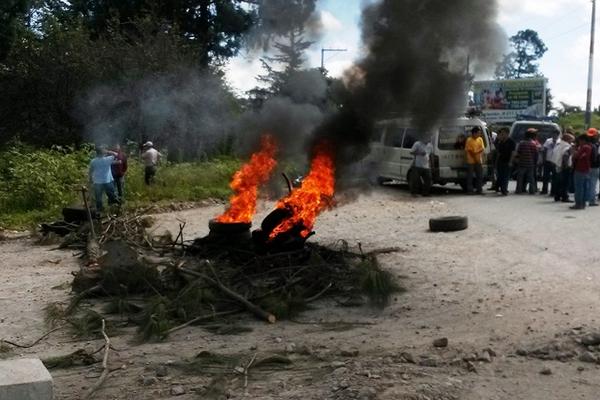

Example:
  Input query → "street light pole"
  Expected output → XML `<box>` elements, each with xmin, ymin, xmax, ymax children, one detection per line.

<box><xmin>585</xmin><ymin>0</ymin><xmax>596</xmax><ymax>129</ymax></box>
<box><xmin>320</xmin><ymin>48</ymin><xmax>347</xmax><ymax>71</ymax></box>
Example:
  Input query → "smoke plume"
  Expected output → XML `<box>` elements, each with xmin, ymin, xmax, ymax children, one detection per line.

<box><xmin>313</xmin><ymin>0</ymin><xmax>506</xmax><ymax>169</ymax></box>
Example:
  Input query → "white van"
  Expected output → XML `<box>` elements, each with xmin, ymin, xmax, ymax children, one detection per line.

<box><xmin>367</xmin><ymin>117</ymin><xmax>493</xmax><ymax>190</ymax></box>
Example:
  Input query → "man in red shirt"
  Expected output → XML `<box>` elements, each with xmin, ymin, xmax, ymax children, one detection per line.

<box><xmin>515</xmin><ymin>128</ymin><xmax>539</xmax><ymax>194</ymax></box>
<box><xmin>571</xmin><ymin>134</ymin><xmax>593</xmax><ymax>210</ymax></box>
<box><xmin>111</xmin><ymin>143</ymin><xmax>128</xmax><ymax>201</ymax></box>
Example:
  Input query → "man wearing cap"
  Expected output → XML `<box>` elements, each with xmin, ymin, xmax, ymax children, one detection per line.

<box><xmin>571</xmin><ymin>134</ymin><xmax>593</xmax><ymax>210</ymax></box>
<box><xmin>515</xmin><ymin>128</ymin><xmax>539</xmax><ymax>194</ymax></box>
<box><xmin>464</xmin><ymin>126</ymin><xmax>485</xmax><ymax>194</ymax></box>
<box><xmin>540</xmin><ymin>131</ymin><xmax>559</xmax><ymax>195</ymax></box>
<box><xmin>141</xmin><ymin>141</ymin><xmax>162</xmax><ymax>185</ymax></box>
<box><xmin>586</xmin><ymin>128</ymin><xmax>600</xmax><ymax>206</ymax></box>
<box><xmin>551</xmin><ymin>132</ymin><xmax>574</xmax><ymax>202</ymax></box>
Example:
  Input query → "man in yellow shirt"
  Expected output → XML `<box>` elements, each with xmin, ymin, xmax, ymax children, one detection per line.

<box><xmin>465</xmin><ymin>126</ymin><xmax>485</xmax><ymax>194</ymax></box>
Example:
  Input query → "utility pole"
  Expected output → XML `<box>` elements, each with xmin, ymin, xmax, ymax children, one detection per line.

<box><xmin>320</xmin><ymin>48</ymin><xmax>347</xmax><ymax>71</ymax></box>
<box><xmin>585</xmin><ymin>0</ymin><xmax>596</xmax><ymax>129</ymax></box>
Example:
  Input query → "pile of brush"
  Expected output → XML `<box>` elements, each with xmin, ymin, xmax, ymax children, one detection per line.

<box><xmin>52</xmin><ymin>223</ymin><xmax>402</xmax><ymax>341</ymax></box>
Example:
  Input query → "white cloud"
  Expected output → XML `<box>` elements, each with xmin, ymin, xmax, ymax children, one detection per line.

<box><xmin>224</xmin><ymin>56</ymin><xmax>264</xmax><ymax>94</ymax></box>
<box><xmin>320</xmin><ymin>10</ymin><xmax>343</xmax><ymax>32</ymax></box>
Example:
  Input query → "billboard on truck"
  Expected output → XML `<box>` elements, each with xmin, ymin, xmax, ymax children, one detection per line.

<box><xmin>471</xmin><ymin>78</ymin><xmax>547</xmax><ymax>123</ymax></box>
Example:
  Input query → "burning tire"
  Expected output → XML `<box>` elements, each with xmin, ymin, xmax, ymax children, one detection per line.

<box><xmin>429</xmin><ymin>216</ymin><xmax>468</xmax><ymax>232</ymax></box>
<box><xmin>208</xmin><ymin>219</ymin><xmax>251</xmax><ymax>234</ymax></box>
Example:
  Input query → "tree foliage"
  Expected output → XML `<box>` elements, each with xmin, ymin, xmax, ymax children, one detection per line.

<box><xmin>495</xmin><ymin>29</ymin><xmax>547</xmax><ymax>79</ymax></box>
<box><xmin>0</xmin><ymin>0</ymin><xmax>30</xmax><ymax>61</ymax></box>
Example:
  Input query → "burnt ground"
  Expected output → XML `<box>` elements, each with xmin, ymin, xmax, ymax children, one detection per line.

<box><xmin>1</xmin><ymin>185</ymin><xmax>600</xmax><ymax>399</ymax></box>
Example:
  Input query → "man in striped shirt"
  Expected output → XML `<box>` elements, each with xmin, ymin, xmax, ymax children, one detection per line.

<box><xmin>515</xmin><ymin>128</ymin><xmax>539</xmax><ymax>194</ymax></box>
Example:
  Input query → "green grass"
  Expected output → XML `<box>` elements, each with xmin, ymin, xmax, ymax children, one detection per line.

<box><xmin>0</xmin><ymin>146</ymin><xmax>240</xmax><ymax>230</ymax></box>
<box><xmin>558</xmin><ymin>112</ymin><xmax>600</xmax><ymax>133</ymax></box>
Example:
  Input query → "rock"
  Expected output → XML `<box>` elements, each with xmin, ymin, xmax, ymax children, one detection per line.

<box><xmin>579</xmin><ymin>352</ymin><xmax>598</xmax><ymax>364</ymax></box>
<box><xmin>418</xmin><ymin>356</ymin><xmax>441</xmax><ymax>367</ymax></box>
<box><xmin>433</xmin><ymin>338</ymin><xmax>449</xmax><ymax>348</ymax></box>
<box><xmin>516</xmin><ymin>348</ymin><xmax>528</xmax><ymax>356</ymax></box>
<box><xmin>483</xmin><ymin>347</ymin><xmax>497</xmax><ymax>357</ymax></box>
<box><xmin>155</xmin><ymin>365</ymin><xmax>168</xmax><ymax>377</ymax></box>
<box><xmin>477</xmin><ymin>351</ymin><xmax>492</xmax><ymax>363</ymax></box>
<box><xmin>463</xmin><ymin>353</ymin><xmax>478</xmax><ymax>362</ymax></box>
<box><xmin>331</xmin><ymin>361</ymin><xmax>346</xmax><ymax>368</ymax></box>
<box><xmin>333</xmin><ymin>367</ymin><xmax>348</xmax><ymax>376</ymax></box>
<box><xmin>399</xmin><ymin>352</ymin><xmax>415</xmax><ymax>363</ymax></box>
<box><xmin>285</xmin><ymin>343</ymin><xmax>296</xmax><ymax>353</ymax></box>
<box><xmin>274</xmin><ymin>337</ymin><xmax>283</xmax><ymax>344</ymax></box>
<box><xmin>296</xmin><ymin>345</ymin><xmax>313</xmax><ymax>355</ymax></box>
<box><xmin>540</xmin><ymin>368</ymin><xmax>552</xmax><ymax>375</ymax></box>
<box><xmin>340</xmin><ymin>349</ymin><xmax>360</xmax><ymax>357</ymax></box>
<box><xmin>581</xmin><ymin>334</ymin><xmax>600</xmax><ymax>346</ymax></box>
<box><xmin>141</xmin><ymin>376</ymin><xmax>158</xmax><ymax>386</ymax></box>
<box><xmin>465</xmin><ymin>361</ymin><xmax>477</xmax><ymax>373</ymax></box>
<box><xmin>339</xmin><ymin>380</ymin><xmax>350</xmax><ymax>389</ymax></box>
<box><xmin>170</xmin><ymin>385</ymin><xmax>186</xmax><ymax>396</ymax></box>
<box><xmin>357</xmin><ymin>387</ymin><xmax>377</xmax><ymax>400</ymax></box>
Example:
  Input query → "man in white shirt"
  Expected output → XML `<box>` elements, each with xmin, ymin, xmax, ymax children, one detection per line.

<box><xmin>141</xmin><ymin>141</ymin><xmax>162</xmax><ymax>185</ymax></box>
<box><xmin>409</xmin><ymin>139</ymin><xmax>433</xmax><ymax>196</ymax></box>
<box><xmin>540</xmin><ymin>131</ymin><xmax>559</xmax><ymax>195</ymax></box>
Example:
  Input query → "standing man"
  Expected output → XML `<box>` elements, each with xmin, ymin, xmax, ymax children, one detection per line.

<box><xmin>515</xmin><ymin>128</ymin><xmax>538</xmax><ymax>194</ymax></box>
<box><xmin>409</xmin><ymin>138</ymin><xmax>433</xmax><ymax>196</ymax></box>
<box><xmin>495</xmin><ymin>127</ymin><xmax>516</xmax><ymax>196</ymax></box>
<box><xmin>89</xmin><ymin>146</ymin><xmax>120</xmax><ymax>212</ymax></box>
<box><xmin>550</xmin><ymin>133</ymin><xmax>574</xmax><ymax>202</ymax></box>
<box><xmin>540</xmin><ymin>131</ymin><xmax>559</xmax><ymax>195</ymax></box>
<box><xmin>141</xmin><ymin>141</ymin><xmax>162</xmax><ymax>185</ymax></box>
<box><xmin>571</xmin><ymin>134</ymin><xmax>593</xmax><ymax>210</ymax></box>
<box><xmin>586</xmin><ymin>128</ymin><xmax>600</xmax><ymax>206</ymax></box>
<box><xmin>465</xmin><ymin>126</ymin><xmax>485</xmax><ymax>194</ymax></box>
<box><xmin>111</xmin><ymin>143</ymin><xmax>128</xmax><ymax>200</ymax></box>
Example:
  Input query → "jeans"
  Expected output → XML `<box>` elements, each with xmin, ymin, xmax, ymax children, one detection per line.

<box><xmin>573</xmin><ymin>171</ymin><xmax>591</xmax><ymax>208</ymax></box>
<box><xmin>516</xmin><ymin>166</ymin><xmax>536</xmax><ymax>194</ymax></box>
<box><xmin>114</xmin><ymin>175</ymin><xmax>125</xmax><ymax>200</ymax></box>
<box><xmin>466</xmin><ymin>163</ymin><xmax>483</xmax><ymax>193</ymax></box>
<box><xmin>542</xmin><ymin>161</ymin><xmax>555</xmax><ymax>194</ymax></box>
<box><xmin>94</xmin><ymin>182</ymin><xmax>119</xmax><ymax>212</ymax></box>
<box><xmin>587</xmin><ymin>168</ymin><xmax>599</xmax><ymax>204</ymax></box>
<box><xmin>496</xmin><ymin>163</ymin><xmax>511</xmax><ymax>194</ymax></box>
<box><xmin>409</xmin><ymin>167</ymin><xmax>432</xmax><ymax>195</ymax></box>
<box><xmin>144</xmin><ymin>166</ymin><xmax>157</xmax><ymax>185</ymax></box>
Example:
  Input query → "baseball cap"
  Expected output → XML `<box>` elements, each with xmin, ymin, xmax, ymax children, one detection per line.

<box><xmin>143</xmin><ymin>141</ymin><xmax>153</xmax><ymax>147</ymax></box>
<box><xmin>587</xmin><ymin>128</ymin><xmax>598</xmax><ymax>137</ymax></box>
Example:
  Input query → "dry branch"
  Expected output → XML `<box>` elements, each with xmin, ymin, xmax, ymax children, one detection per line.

<box><xmin>83</xmin><ymin>319</ymin><xmax>111</xmax><ymax>399</ymax></box>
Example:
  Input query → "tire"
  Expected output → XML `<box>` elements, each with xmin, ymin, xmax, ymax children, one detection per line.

<box><xmin>429</xmin><ymin>216</ymin><xmax>468</xmax><ymax>232</ymax></box>
<box><xmin>208</xmin><ymin>219</ymin><xmax>251</xmax><ymax>234</ymax></box>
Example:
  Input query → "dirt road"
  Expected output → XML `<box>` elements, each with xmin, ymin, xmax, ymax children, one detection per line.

<box><xmin>2</xmin><ymin>185</ymin><xmax>600</xmax><ymax>399</ymax></box>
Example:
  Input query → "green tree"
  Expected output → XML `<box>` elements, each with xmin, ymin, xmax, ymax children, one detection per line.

<box><xmin>495</xmin><ymin>29</ymin><xmax>548</xmax><ymax>79</ymax></box>
<box><xmin>0</xmin><ymin>0</ymin><xmax>30</xmax><ymax>61</ymax></box>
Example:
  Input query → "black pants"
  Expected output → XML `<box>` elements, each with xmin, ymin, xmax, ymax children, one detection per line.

<box><xmin>466</xmin><ymin>163</ymin><xmax>483</xmax><ymax>193</ymax></box>
<box><xmin>554</xmin><ymin>168</ymin><xmax>572</xmax><ymax>201</ymax></box>
<box><xmin>410</xmin><ymin>167</ymin><xmax>432</xmax><ymax>196</ymax></box>
<box><xmin>144</xmin><ymin>166</ymin><xmax>157</xmax><ymax>185</ymax></box>
<box><xmin>516</xmin><ymin>166</ymin><xmax>536</xmax><ymax>194</ymax></box>
<box><xmin>541</xmin><ymin>161</ymin><xmax>555</xmax><ymax>194</ymax></box>
<box><xmin>496</xmin><ymin>163</ymin><xmax>511</xmax><ymax>194</ymax></box>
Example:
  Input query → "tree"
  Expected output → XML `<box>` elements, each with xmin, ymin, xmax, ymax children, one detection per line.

<box><xmin>0</xmin><ymin>0</ymin><xmax>30</xmax><ymax>61</ymax></box>
<box><xmin>495</xmin><ymin>29</ymin><xmax>548</xmax><ymax>79</ymax></box>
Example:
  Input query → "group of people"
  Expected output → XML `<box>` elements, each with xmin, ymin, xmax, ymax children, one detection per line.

<box><xmin>490</xmin><ymin>126</ymin><xmax>600</xmax><ymax>210</ymax></box>
<box><xmin>88</xmin><ymin>141</ymin><xmax>162</xmax><ymax>212</ymax></box>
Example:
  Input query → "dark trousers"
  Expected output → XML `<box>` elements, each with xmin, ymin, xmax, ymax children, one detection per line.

<box><xmin>554</xmin><ymin>168</ymin><xmax>572</xmax><ymax>201</ymax></box>
<box><xmin>516</xmin><ymin>166</ymin><xmax>536</xmax><ymax>194</ymax></box>
<box><xmin>574</xmin><ymin>171</ymin><xmax>591</xmax><ymax>208</ymax></box>
<box><xmin>144</xmin><ymin>166</ymin><xmax>157</xmax><ymax>185</ymax></box>
<box><xmin>114</xmin><ymin>176</ymin><xmax>125</xmax><ymax>199</ymax></box>
<box><xmin>541</xmin><ymin>161</ymin><xmax>555</xmax><ymax>194</ymax></box>
<box><xmin>496</xmin><ymin>163</ymin><xmax>511</xmax><ymax>194</ymax></box>
<box><xmin>466</xmin><ymin>163</ymin><xmax>483</xmax><ymax>193</ymax></box>
<box><xmin>410</xmin><ymin>167</ymin><xmax>432</xmax><ymax>196</ymax></box>
<box><xmin>94</xmin><ymin>182</ymin><xmax>119</xmax><ymax>212</ymax></box>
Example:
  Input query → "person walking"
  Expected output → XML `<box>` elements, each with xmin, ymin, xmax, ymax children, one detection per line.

<box><xmin>550</xmin><ymin>133</ymin><xmax>574</xmax><ymax>203</ymax></box>
<box><xmin>111</xmin><ymin>143</ymin><xmax>128</xmax><ymax>200</ymax></box>
<box><xmin>571</xmin><ymin>134</ymin><xmax>593</xmax><ymax>210</ymax></box>
<box><xmin>540</xmin><ymin>131</ymin><xmax>559</xmax><ymax>195</ymax></box>
<box><xmin>409</xmin><ymin>139</ymin><xmax>433</xmax><ymax>196</ymax></box>
<box><xmin>465</xmin><ymin>126</ymin><xmax>485</xmax><ymax>194</ymax></box>
<box><xmin>89</xmin><ymin>146</ymin><xmax>120</xmax><ymax>212</ymax></box>
<box><xmin>141</xmin><ymin>141</ymin><xmax>162</xmax><ymax>185</ymax></box>
<box><xmin>586</xmin><ymin>128</ymin><xmax>600</xmax><ymax>206</ymax></box>
<box><xmin>515</xmin><ymin>128</ymin><xmax>538</xmax><ymax>194</ymax></box>
<box><xmin>495</xmin><ymin>128</ymin><xmax>516</xmax><ymax>196</ymax></box>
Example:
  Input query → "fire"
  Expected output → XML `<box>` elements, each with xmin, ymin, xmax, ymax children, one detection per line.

<box><xmin>269</xmin><ymin>142</ymin><xmax>335</xmax><ymax>239</ymax></box>
<box><xmin>216</xmin><ymin>135</ymin><xmax>277</xmax><ymax>223</ymax></box>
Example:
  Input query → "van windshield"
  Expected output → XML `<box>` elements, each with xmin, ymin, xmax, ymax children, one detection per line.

<box><xmin>438</xmin><ymin>126</ymin><xmax>482</xmax><ymax>150</ymax></box>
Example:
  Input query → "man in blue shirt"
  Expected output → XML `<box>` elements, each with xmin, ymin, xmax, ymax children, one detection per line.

<box><xmin>89</xmin><ymin>146</ymin><xmax>120</xmax><ymax>212</ymax></box>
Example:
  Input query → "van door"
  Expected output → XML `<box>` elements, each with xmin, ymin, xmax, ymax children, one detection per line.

<box><xmin>400</xmin><ymin>128</ymin><xmax>418</xmax><ymax>182</ymax></box>
<box><xmin>379</xmin><ymin>124</ymin><xmax>405</xmax><ymax>180</ymax></box>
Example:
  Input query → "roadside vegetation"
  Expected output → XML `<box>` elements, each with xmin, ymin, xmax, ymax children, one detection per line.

<box><xmin>0</xmin><ymin>145</ymin><xmax>239</xmax><ymax>230</ymax></box>
<box><xmin>558</xmin><ymin>112</ymin><xmax>600</xmax><ymax>132</ymax></box>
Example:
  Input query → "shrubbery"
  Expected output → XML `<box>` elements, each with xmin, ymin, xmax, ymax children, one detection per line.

<box><xmin>0</xmin><ymin>145</ymin><xmax>240</xmax><ymax>229</ymax></box>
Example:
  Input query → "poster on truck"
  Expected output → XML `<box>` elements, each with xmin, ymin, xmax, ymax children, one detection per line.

<box><xmin>471</xmin><ymin>78</ymin><xmax>547</xmax><ymax>123</ymax></box>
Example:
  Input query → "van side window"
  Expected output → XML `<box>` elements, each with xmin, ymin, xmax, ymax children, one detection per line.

<box><xmin>384</xmin><ymin>126</ymin><xmax>404</xmax><ymax>147</ymax></box>
<box><xmin>403</xmin><ymin>128</ymin><xmax>417</xmax><ymax>149</ymax></box>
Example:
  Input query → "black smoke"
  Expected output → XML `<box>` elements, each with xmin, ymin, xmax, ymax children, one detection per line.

<box><xmin>313</xmin><ymin>0</ymin><xmax>506</xmax><ymax>168</ymax></box>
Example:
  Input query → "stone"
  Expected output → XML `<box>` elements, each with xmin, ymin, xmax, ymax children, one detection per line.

<box><xmin>399</xmin><ymin>352</ymin><xmax>415</xmax><ymax>363</ymax></box>
<box><xmin>418</xmin><ymin>356</ymin><xmax>441</xmax><ymax>367</ymax></box>
<box><xmin>581</xmin><ymin>334</ymin><xmax>600</xmax><ymax>346</ymax></box>
<box><xmin>579</xmin><ymin>352</ymin><xmax>598</xmax><ymax>364</ymax></box>
<box><xmin>285</xmin><ymin>343</ymin><xmax>296</xmax><ymax>353</ymax></box>
<box><xmin>516</xmin><ymin>348</ymin><xmax>528</xmax><ymax>356</ymax></box>
<box><xmin>0</xmin><ymin>358</ymin><xmax>53</xmax><ymax>400</ymax></box>
<box><xmin>477</xmin><ymin>351</ymin><xmax>492</xmax><ymax>363</ymax></box>
<box><xmin>155</xmin><ymin>365</ymin><xmax>168</xmax><ymax>377</ymax></box>
<box><xmin>433</xmin><ymin>338</ymin><xmax>449</xmax><ymax>348</ymax></box>
<box><xmin>332</xmin><ymin>367</ymin><xmax>348</xmax><ymax>376</ymax></box>
<box><xmin>331</xmin><ymin>361</ymin><xmax>346</xmax><ymax>368</ymax></box>
<box><xmin>357</xmin><ymin>386</ymin><xmax>377</xmax><ymax>400</ymax></box>
<box><xmin>540</xmin><ymin>368</ymin><xmax>552</xmax><ymax>375</ymax></box>
<box><xmin>142</xmin><ymin>376</ymin><xmax>158</xmax><ymax>386</ymax></box>
<box><xmin>170</xmin><ymin>385</ymin><xmax>186</xmax><ymax>396</ymax></box>
<box><xmin>340</xmin><ymin>349</ymin><xmax>359</xmax><ymax>357</ymax></box>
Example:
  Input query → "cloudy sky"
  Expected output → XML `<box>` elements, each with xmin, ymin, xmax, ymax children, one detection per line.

<box><xmin>225</xmin><ymin>0</ymin><xmax>596</xmax><ymax>109</ymax></box>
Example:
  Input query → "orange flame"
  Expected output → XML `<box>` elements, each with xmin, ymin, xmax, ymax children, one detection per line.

<box><xmin>269</xmin><ymin>142</ymin><xmax>335</xmax><ymax>239</ymax></box>
<box><xmin>216</xmin><ymin>135</ymin><xmax>277</xmax><ymax>223</ymax></box>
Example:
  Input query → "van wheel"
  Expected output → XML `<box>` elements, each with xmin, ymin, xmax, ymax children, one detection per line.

<box><xmin>429</xmin><ymin>216</ymin><xmax>468</xmax><ymax>232</ymax></box>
